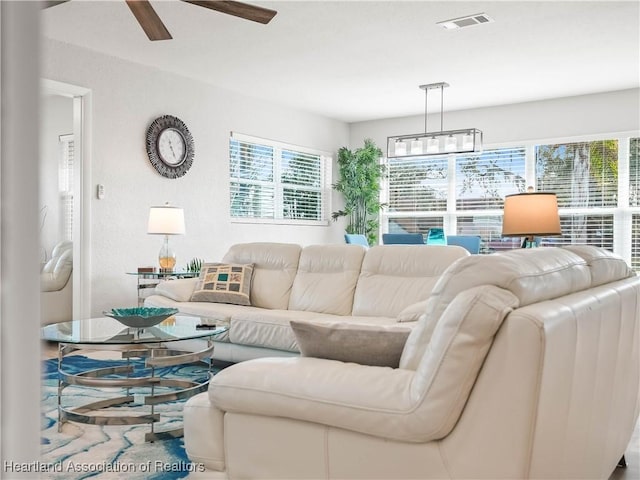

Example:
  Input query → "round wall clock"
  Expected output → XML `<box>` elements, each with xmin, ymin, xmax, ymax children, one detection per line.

<box><xmin>146</xmin><ymin>115</ymin><xmax>194</xmax><ymax>179</ymax></box>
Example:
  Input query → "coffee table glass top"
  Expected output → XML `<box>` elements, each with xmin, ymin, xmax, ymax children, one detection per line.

<box><xmin>42</xmin><ymin>314</ymin><xmax>227</xmax><ymax>345</ymax></box>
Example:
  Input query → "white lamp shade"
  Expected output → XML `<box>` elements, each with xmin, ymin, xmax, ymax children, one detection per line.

<box><xmin>148</xmin><ymin>205</ymin><xmax>185</xmax><ymax>235</ymax></box>
<box><xmin>502</xmin><ymin>192</ymin><xmax>561</xmax><ymax>237</ymax></box>
<box><xmin>410</xmin><ymin>139</ymin><xmax>423</xmax><ymax>155</ymax></box>
<box><xmin>394</xmin><ymin>140</ymin><xmax>407</xmax><ymax>156</ymax></box>
<box><xmin>426</xmin><ymin>137</ymin><xmax>440</xmax><ymax>153</ymax></box>
<box><xmin>462</xmin><ymin>132</ymin><xmax>474</xmax><ymax>150</ymax></box>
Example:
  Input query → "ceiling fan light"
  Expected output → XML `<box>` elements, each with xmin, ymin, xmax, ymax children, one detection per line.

<box><xmin>395</xmin><ymin>140</ymin><xmax>407</xmax><ymax>156</ymax></box>
<box><xmin>410</xmin><ymin>139</ymin><xmax>423</xmax><ymax>155</ymax></box>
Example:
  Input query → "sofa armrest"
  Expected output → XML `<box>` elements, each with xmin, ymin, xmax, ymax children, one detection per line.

<box><xmin>210</xmin><ymin>357</ymin><xmax>427</xmax><ymax>442</ymax></box>
<box><xmin>154</xmin><ymin>277</ymin><xmax>198</xmax><ymax>302</ymax></box>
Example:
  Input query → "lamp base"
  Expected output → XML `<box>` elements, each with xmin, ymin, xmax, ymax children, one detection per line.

<box><xmin>158</xmin><ymin>235</ymin><xmax>177</xmax><ymax>271</ymax></box>
<box><xmin>521</xmin><ymin>236</ymin><xmax>537</xmax><ymax>248</ymax></box>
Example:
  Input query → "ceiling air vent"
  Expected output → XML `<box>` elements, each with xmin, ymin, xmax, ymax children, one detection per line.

<box><xmin>437</xmin><ymin>13</ymin><xmax>494</xmax><ymax>30</ymax></box>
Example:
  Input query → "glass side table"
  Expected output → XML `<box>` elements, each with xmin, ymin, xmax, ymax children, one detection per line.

<box><xmin>127</xmin><ymin>270</ymin><xmax>199</xmax><ymax>306</ymax></box>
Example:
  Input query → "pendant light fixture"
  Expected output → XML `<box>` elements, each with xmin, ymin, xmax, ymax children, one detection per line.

<box><xmin>387</xmin><ymin>82</ymin><xmax>483</xmax><ymax>158</ymax></box>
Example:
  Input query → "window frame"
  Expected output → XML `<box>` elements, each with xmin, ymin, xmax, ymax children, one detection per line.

<box><xmin>229</xmin><ymin>132</ymin><xmax>332</xmax><ymax>226</ymax></box>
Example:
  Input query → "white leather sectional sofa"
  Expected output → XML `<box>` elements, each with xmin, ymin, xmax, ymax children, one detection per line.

<box><xmin>144</xmin><ymin>242</ymin><xmax>469</xmax><ymax>362</ymax></box>
<box><xmin>183</xmin><ymin>245</ymin><xmax>640</xmax><ymax>479</ymax></box>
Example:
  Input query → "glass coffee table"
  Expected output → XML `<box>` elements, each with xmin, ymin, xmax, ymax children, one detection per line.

<box><xmin>42</xmin><ymin>314</ymin><xmax>227</xmax><ymax>442</ymax></box>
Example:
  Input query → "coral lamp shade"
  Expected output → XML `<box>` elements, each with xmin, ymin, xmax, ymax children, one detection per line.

<box><xmin>502</xmin><ymin>192</ymin><xmax>561</xmax><ymax>237</ymax></box>
<box><xmin>147</xmin><ymin>204</ymin><xmax>185</xmax><ymax>235</ymax></box>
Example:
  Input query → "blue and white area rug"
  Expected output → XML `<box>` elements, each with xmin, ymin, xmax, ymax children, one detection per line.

<box><xmin>41</xmin><ymin>354</ymin><xmax>216</xmax><ymax>479</ymax></box>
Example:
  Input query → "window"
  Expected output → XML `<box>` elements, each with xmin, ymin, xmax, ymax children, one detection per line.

<box><xmin>59</xmin><ymin>134</ymin><xmax>74</xmax><ymax>242</ymax></box>
<box><xmin>455</xmin><ymin>147</ymin><xmax>526</xmax><ymax>253</ymax></box>
<box><xmin>229</xmin><ymin>133</ymin><xmax>331</xmax><ymax>224</ymax></box>
<box><xmin>381</xmin><ymin>136</ymin><xmax>640</xmax><ymax>268</ymax></box>
<box><xmin>384</xmin><ymin>147</ymin><xmax>525</xmax><ymax>253</ymax></box>
<box><xmin>630</xmin><ymin>138</ymin><xmax>640</xmax><ymax>269</ymax></box>
<box><xmin>536</xmin><ymin>140</ymin><xmax>618</xmax><ymax>209</ymax></box>
<box><xmin>385</xmin><ymin>154</ymin><xmax>447</xmax><ymax>235</ymax></box>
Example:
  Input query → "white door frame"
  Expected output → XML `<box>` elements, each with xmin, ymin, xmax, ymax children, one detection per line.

<box><xmin>41</xmin><ymin>78</ymin><xmax>92</xmax><ymax>319</ymax></box>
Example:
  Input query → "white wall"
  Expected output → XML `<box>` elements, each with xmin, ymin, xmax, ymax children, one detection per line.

<box><xmin>40</xmin><ymin>94</ymin><xmax>73</xmax><ymax>260</ymax></box>
<box><xmin>42</xmin><ymin>39</ymin><xmax>349</xmax><ymax>315</ymax></box>
<box><xmin>350</xmin><ymin>88</ymin><xmax>640</xmax><ymax>150</ymax></box>
<box><xmin>1</xmin><ymin>0</ymin><xmax>42</xmax><ymax>468</ymax></box>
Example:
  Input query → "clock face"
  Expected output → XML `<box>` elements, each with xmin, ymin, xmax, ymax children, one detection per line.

<box><xmin>158</xmin><ymin>128</ymin><xmax>186</xmax><ymax>166</ymax></box>
<box><xmin>146</xmin><ymin>115</ymin><xmax>194</xmax><ymax>179</ymax></box>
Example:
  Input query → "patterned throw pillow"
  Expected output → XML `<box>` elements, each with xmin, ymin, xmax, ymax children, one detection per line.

<box><xmin>190</xmin><ymin>263</ymin><xmax>254</xmax><ymax>305</ymax></box>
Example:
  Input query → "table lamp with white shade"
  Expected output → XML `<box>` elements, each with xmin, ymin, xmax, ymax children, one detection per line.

<box><xmin>147</xmin><ymin>202</ymin><xmax>185</xmax><ymax>272</ymax></box>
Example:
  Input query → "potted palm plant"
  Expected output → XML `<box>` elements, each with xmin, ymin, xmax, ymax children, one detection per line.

<box><xmin>331</xmin><ymin>138</ymin><xmax>385</xmax><ymax>245</ymax></box>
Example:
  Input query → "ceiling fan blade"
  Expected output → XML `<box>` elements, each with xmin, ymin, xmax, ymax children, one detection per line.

<box><xmin>41</xmin><ymin>1</ymin><xmax>71</xmax><ymax>8</ymax></box>
<box><xmin>125</xmin><ymin>0</ymin><xmax>172</xmax><ymax>41</ymax></box>
<box><xmin>181</xmin><ymin>0</ymin><xmax>277</xmax><ymax>25</ymax></box>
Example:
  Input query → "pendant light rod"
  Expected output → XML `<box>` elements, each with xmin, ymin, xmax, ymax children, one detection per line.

<box><xmin>419</xmin><ymin>82</ymin><xmax>449</xmax><ymax>134</ymax></box>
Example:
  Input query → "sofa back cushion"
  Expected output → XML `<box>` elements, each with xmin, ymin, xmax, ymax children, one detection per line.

<box><xmin>223</xmin><ymin>243</ymin><xmax>301</xmax><ymax>310</ymax></box>
<box><xmin>351</xmin><ymin>245</ymin><xmax>469</xmax><ymax>318</ymax></box>
<box><xmin>40</xmin><ymin>248</ymin><xmax>73</xmax><ymax>292</ymax></box>
<box><xmin>400</xmin><ymin>246</ymin><xmax>631</xmax><ymax>370</ymax></box>
<box><xmin>562</xmin><ymin>244</ymin><xmax>633</xmax><ymax>286</ymax></box>
<box><xmin>409</xmin><ymin>285</ymin><xmax>519</xmax><ymax>440</ymax></box>
<box><xmin>288</xmin><ymin>245</ymin><xmax>366</xmax><ymax>315</ymax></box>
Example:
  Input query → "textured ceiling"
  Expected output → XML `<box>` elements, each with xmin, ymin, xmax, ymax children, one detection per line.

<box><xmin>42</xmin><ymin>0</ymin><xmax>640</xmax><ymax>122</ymax></box>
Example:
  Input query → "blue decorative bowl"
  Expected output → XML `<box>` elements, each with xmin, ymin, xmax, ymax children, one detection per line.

<box><xmin>103</xmin><ymin>307</ymin><xmax>179</xmax><ymax>328</ymax></box>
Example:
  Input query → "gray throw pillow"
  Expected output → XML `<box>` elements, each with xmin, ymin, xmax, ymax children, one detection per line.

<box><xmin>290</xmin><ymin>320</ymin><xmax>411</xmax><ymax>368</ymax></box>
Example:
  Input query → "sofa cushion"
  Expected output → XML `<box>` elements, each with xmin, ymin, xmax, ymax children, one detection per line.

<box><xmin>562</xmin><ymin>245</ymin><xmax>633</xmax><ymax>286</ymax></box>
<box><xmin>229</xmin><ymin>310</ymin><xmax>340</xmax><ymax>352</ymax></box>
<box><xmin>191</xmin><ymin>263</ymin><xmax>254</xmax><ymax>306</ymax></box>
<box><xmin>223</xmin><ymin>243</ymin><xmax>301</xmax><ymax>310</ymax></box>
<box><xmin>288</xmin><ymin>245</ymin><xmax>366</xmax><ymax>316</ymax></box>
<box><xmin>154</xmin><ymin>277</ymin><xmax>198</xmax><ymax>302</ymax></box>
<box><xmin>41</xmin><ymin>248</ymin><xmax>73</xmax><ymax>292</ymax></box>
<box><xmin>396</xmin><ymin>299</ymin><xmax>429</xmax><ymax>323</ymax></box>
<box><xmin>228</xmin><ymin>310</ymin><xmax>400</xmax><ymax>353</ymax></box>
<box><xmin>210</xmin><ymin>285</ymin><xmax>518</xmax><ymax>443</ymax></box>
<box><xmin>291</xmin><ymin>320</ymin><xmax>411</xmax><ymax>368</ymax></box>
<box><xmin>400</xmin><ymin>247</ymin><xmax>592</xmax><ymax>370</ymax></box>
<box><xmin>352</xmin><ymin>245</ymin><xmax>468</xmax><ymax>318</ymax></box>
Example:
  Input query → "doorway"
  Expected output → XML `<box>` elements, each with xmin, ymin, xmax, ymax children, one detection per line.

<box><xmin>41</xmin><ymin>79</ymin><xmax>91</xmax><ymax>319</ymax></box>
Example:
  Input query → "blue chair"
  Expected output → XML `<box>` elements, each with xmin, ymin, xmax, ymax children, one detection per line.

<box><xmin>344</xmin><ymin>234</ymin><xmax>369</xmax><ymax>247</ymax></box>
<box><xmin>382</xmin><ymin>233</ymin><xmax>424</xmax><ymax>245</ymax></box>
<box><xmin>426</xmin><ymin>228</ymin><xmax>447</xmax><ymax>245</ymax></box>
<box><xmin>446</xmin><ymin>235</ymin><xmax>481</xmax><ymax>254</ymax></box>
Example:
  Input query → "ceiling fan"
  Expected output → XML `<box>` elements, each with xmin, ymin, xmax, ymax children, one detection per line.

<box><xmin>43</xmin><ymin>0</ymin><xmax>277</xmax><ymax>41</ymax></box>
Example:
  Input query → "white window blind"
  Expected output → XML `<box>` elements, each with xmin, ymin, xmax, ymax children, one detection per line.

<box><xmin>387</xmin><ymin>154</ymin><xmax>448</xmax><ymax>214</ymax></box>
<box><xmin>630</xmin><ymin>137</ymin><xmax>640</xmax><ymax>207</ymax></box>
<box><xmin>456</xmin><ymin>147</ymin><xmax>526</xmax><ymax>210</ymax></box>
<box><xmin>229</xmin><ymin>133</ymin><xmax>330</xmax><ymax>224</ymax></box>
<box><xmin>630</xmin><ymin>138</ymin><xmax>640</xmax><ymax>270</ymax></box>
<box><xmin>59</xmin><ymin>134</ymin><xmax>74</xmax><ymax>242</ymax></box>
<box><xmin>535</xmin><ymin>140</ymin><xmax>618</xmax><ymax>248</ymax></box>
<box><xmin>632</xmin><ymin>213</ymin><xmax>640</xmax><ymax>271</ymax></box>
<box><xmin>536</xmin><ymin>140</ymin><xmax>618</xmax><ymax>209</ymax></box>
<box><xmin>455</xmin><ymin>148</ymin><xmax>526</xmax><ymax>253</ymax></box>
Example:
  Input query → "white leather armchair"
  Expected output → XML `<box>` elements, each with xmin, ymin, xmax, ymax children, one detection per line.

<box><xmin>41</xmin><ymin>241</ymin><xmax>73</xmax><ymax>325</ymax></box>
<box><xmin>184</xmin><ymin>246</ymin><xmax>640</xmax><ymax>479</ymax></box>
